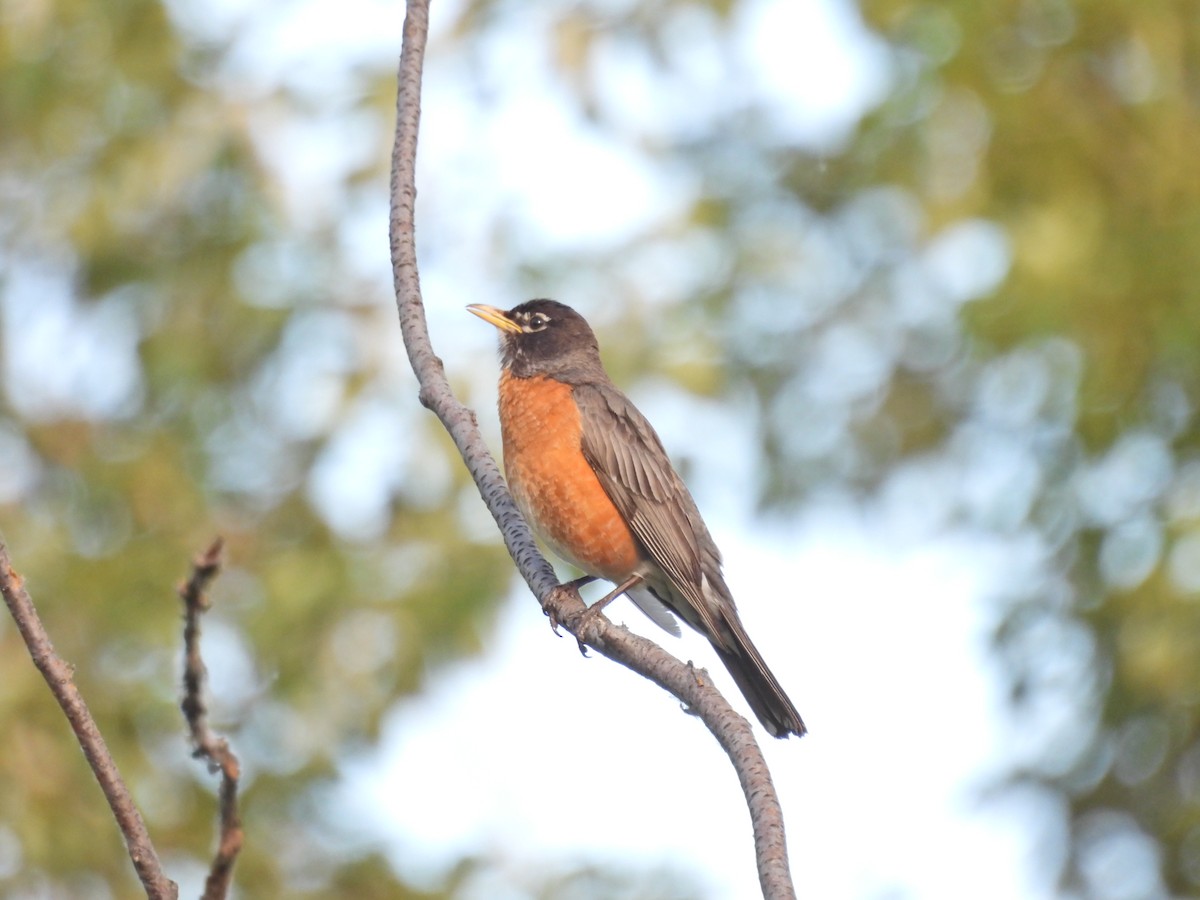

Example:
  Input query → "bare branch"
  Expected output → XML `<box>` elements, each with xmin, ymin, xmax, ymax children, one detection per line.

<box><xmin>0</xmin><ymin>540</ymin><xmax>178</xmax><ymax>900</ymax></box>
<box><xmin>388</xmin><ymin>2</ymin><xmax>795</xmax><ymax>897</ymax></box>
<box><xmin>177</xmin><ymin>538</ymin><xmax>243</xmax><ymax>900</ymax></box>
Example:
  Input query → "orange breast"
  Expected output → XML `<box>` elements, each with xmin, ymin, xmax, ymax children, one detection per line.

<box><xmin>499</xmin><ymin>371</ymin><xmax>642</xmax><ymax>582</ymax></box>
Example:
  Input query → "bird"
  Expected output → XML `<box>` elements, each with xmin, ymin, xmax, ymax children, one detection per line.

<box><xmin>468</xmin><ymin>299</ymin><xmax>806</xmax><ymax>738</ymax></box>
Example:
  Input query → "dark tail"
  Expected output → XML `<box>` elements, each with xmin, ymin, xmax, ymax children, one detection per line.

<box><xmin>712</xmin><ymin>615</ymin><xmax>806</xmax><ymax>739</ymax></box>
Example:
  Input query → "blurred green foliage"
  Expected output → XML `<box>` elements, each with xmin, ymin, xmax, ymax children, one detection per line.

<box><xmin>0</xmin><ymin>0</ymin><xmax>518</xmax><ymax>895</ymax></box>
<box><xmin>857</xmin><ymin>2</ymin><xmax>1200</xmax><ymax>895</ymax></box>
<box><xmin>2</xmin><ymin>0</ymin><xmax>1199</xmax><ymax>896</ymax></box>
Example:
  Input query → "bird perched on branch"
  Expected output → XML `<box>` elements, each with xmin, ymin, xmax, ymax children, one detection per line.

<box><xmin>469</xmin><ymin>299</ymin><xmax>806</xmax><ymax>738</ymax></box>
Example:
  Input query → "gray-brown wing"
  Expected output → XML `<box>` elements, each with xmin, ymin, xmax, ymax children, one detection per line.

<box><xmin>576</xmin><ymin>384</ymin><xmax>806</xmax><ymax>737</ymax></box>
<box><xmin>573</xmin><ymin>382</ymin><xmax>720</xmax><ymax>633</ymax></box>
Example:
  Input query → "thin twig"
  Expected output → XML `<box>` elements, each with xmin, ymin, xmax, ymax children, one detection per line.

<box><xmin>0</xmin><ymin>540</ymin><xmax>179</xmax><ymax>900</ymax></box>
<box><xmin>388</xmin><ymin>2</ymin><xmax>795</xmax><ymax>897</ymax></box>
<box><xmin>177</xmin><ymin>537</ymin><xmax>243</xmax><ymax>900</ymax></box>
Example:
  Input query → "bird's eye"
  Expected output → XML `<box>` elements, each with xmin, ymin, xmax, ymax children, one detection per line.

<box><xmin>526</xmin><ymin>313</ymin><xmax>550</xmax><ymax>332</ymax></box>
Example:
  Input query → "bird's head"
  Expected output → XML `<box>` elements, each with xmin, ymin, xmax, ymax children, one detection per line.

<box><xmin>467</xmin><ymin>299</ymin><xmax>602</xmax><ymax>379</ymax></box>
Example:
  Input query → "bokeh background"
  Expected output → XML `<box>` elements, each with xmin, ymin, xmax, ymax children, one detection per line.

<box><xmin>2</xmin><ymin>0</ymin><xmax>1199</xmax><ymax>896</ymax></box>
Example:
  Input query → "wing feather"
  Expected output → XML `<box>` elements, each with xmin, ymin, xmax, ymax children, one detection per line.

<box><xmin>574</xmin><ymin>383</ymin><xmax>723</xmax><ymax>636</ymax></box>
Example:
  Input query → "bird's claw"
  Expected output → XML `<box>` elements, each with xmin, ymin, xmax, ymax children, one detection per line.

<box><xmin>545</xmin><ymin>604</ymin><xmax>563</xmax><ymax>636</ymax></box>
<box><xmin>572</xmin><ymin>603</ymin><xmax>612</xmax><ymax>656</ymax></box>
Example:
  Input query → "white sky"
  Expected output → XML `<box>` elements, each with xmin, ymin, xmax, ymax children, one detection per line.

<box><xmin>342</xmin><ymin>512</ymin><xmax>1050</xmax><ymax>898</ymax></box>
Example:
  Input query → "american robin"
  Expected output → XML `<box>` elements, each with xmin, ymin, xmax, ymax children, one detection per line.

<box><xmin>468</xmin><ymin>299</ymin><xmax>806</xmax><ymax>738</ymax></box>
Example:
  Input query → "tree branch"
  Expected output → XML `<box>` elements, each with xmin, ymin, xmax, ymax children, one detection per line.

<box><xmin>388</xmin><ymin>2</ymin><xmax>795</xmax><ymax>897</ymax></box>
<box><xmin>0</xmin><ymin>540</ymin><xmax>179</xmax><ymax>900</ymax></box>
<box><xmin>177</xmin><ymin>538</ymin><xmax>243</xmax><ymax>900</ymax></box>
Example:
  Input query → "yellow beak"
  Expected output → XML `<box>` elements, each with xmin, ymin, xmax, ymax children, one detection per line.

<box><xmin>466</xmin><ymin>304</ymin><xmax>523</xmax><ymax>334</ymax></box>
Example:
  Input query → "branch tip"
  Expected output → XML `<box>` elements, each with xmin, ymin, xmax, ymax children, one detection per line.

<box><xmin>178</xmin><ymin>539</ymin><xmax>242</xmax><ymax>900</ymax></box>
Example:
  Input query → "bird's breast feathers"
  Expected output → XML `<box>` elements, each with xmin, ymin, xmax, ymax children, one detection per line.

<box><xmin>498</xmin><ymin>371</ymin><xmax>641</xmax><ymax>581</ymax></box>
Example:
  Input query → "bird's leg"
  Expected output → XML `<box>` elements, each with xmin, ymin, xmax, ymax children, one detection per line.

<box><xmin>574</xmin><ymin>574</ymin><xmax>644</xmax><ymax>655</ymax></box>
<box><xmin>564</xmin><ymin>575</ymin><xmax>597</xmax><ymax>591</ymax></box>
<box><xmin>588</xmin><ymin>574</ymin><xmax>643</xmax><ymax>617</ymax></box>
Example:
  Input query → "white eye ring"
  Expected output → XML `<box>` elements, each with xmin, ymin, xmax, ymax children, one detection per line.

<box><xmin>526</xmin><ymin>313</ymin><xmax>549</xmax><ymax>332</ymax></box>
